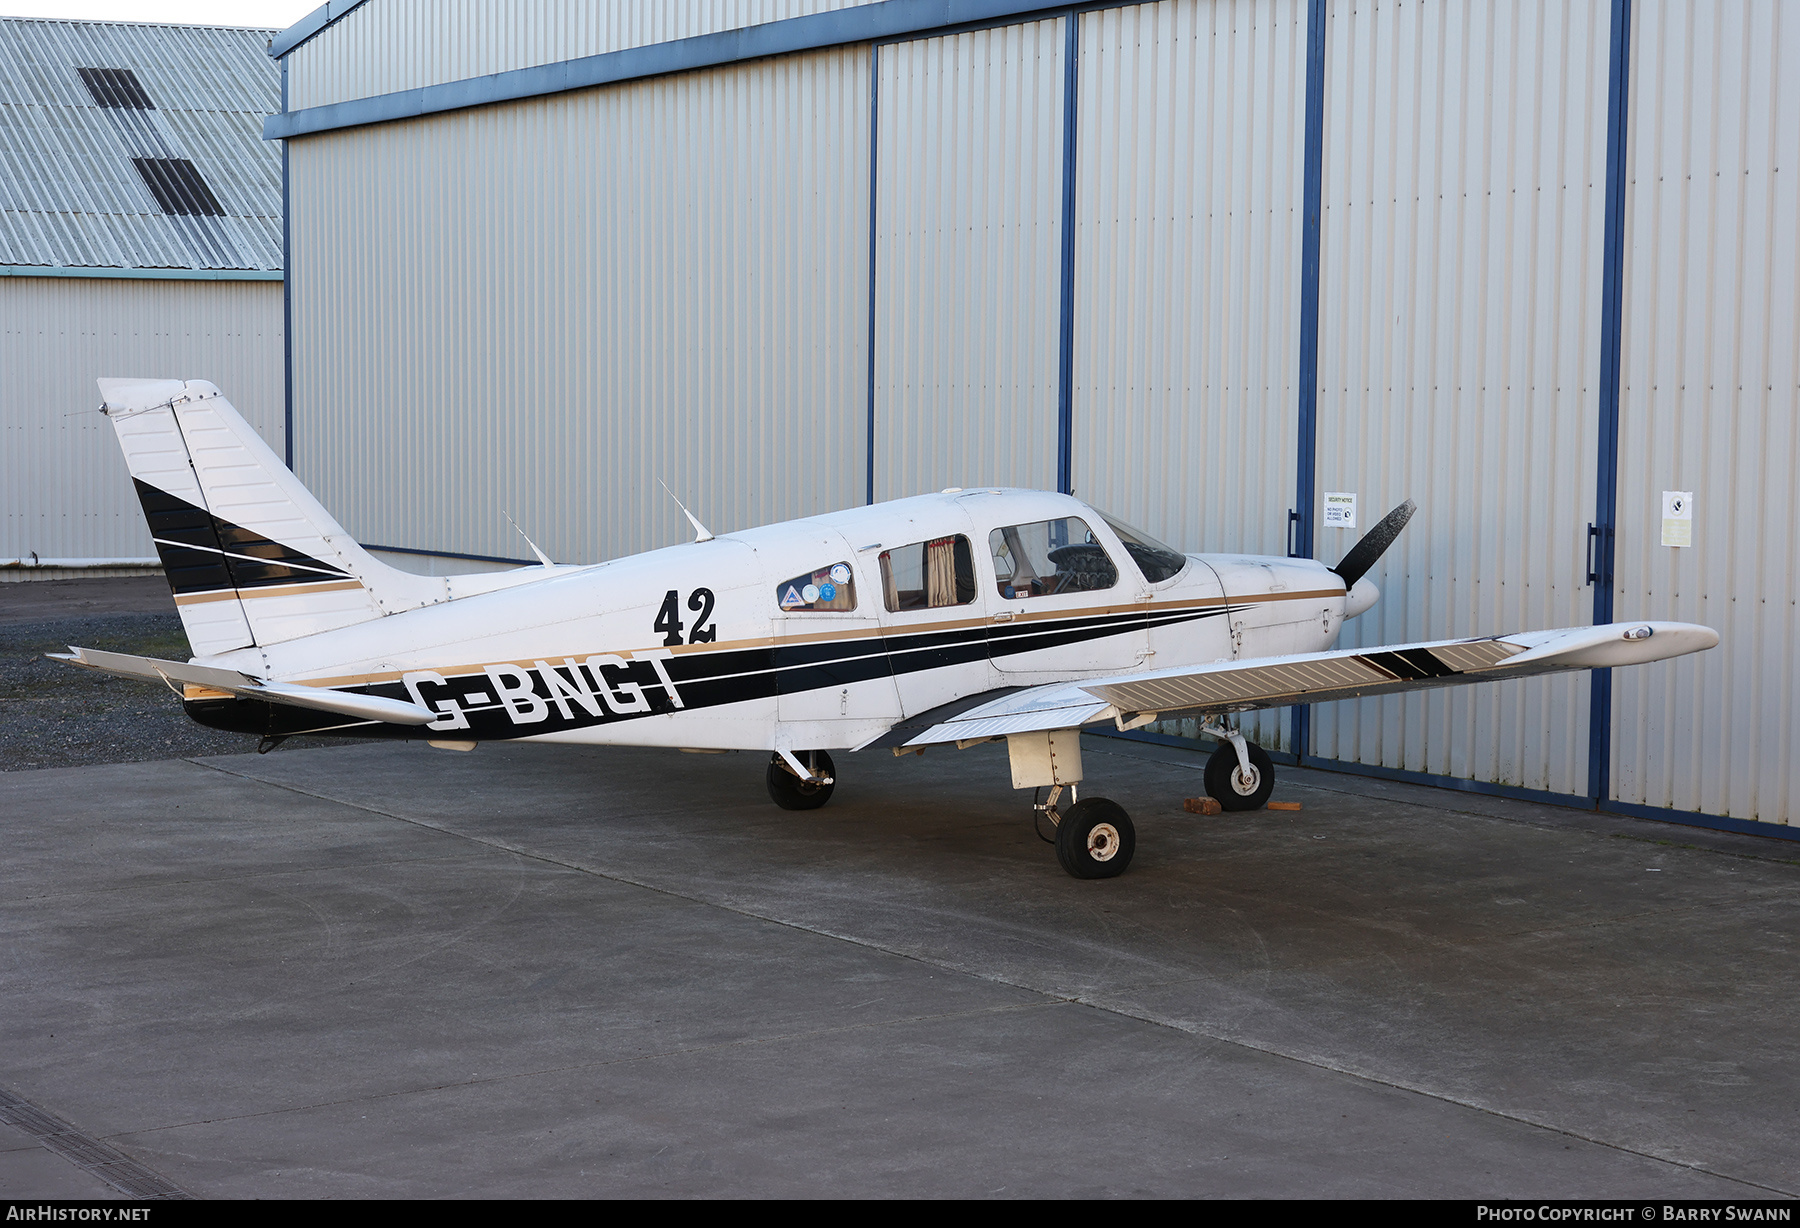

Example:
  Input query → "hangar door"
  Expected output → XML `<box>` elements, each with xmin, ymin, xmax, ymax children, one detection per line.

<box><xmin>1608</xmin><ymin>0</ymin><xmax>1800</xmax><ymax>827</ymax></box>
<box><xmin>1070</xmin><ymin>0</ymin><xmax>1310</xmax><ymax>753</ymax></box>
<box><xmin>1307</xmin><ymin>0</ymin><xmax>1610</xmax><ymax>798</ymax></box>
<box><xmin>870</xmin><ymin>19</ymin><xmax>1067</xmax><ymax>502</ymax></box>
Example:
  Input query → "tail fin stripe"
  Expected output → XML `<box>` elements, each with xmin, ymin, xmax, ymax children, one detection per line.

<box><xmin>134</xmin><ymin>477</ymin><xmax>356</xmax><ymax>595</ymax></box>
<box><xmin>151</xmin><ymin>538</ymin><xmax>354</xmax><ymax>582</ymax></box>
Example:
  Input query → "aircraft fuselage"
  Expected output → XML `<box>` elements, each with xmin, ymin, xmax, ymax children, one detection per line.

<box><xmin>183</xmin><ymin>489</ymin><xmax>1350</xmax><ymax>751</ymax></box>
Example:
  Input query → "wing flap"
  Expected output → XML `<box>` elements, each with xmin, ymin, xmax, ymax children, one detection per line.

<box><xmin>892</xmin><ymin>621</ymin><xmax>1717</xmax><ymax>747</ymax></box>
<box><xmin>52</xmin><ymin>646</ymin><xmax>436</xmax><ymax>726</ymax></box>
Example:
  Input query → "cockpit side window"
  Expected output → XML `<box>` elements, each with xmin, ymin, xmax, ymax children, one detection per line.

<box><xmin>988</xmin><ymin>517</ymin><xmax>1118</xmax><ymax>599</ymax></box>
<box><xmin>1095</xmin><ymin>512</ymin><xmax>1189</xmax><ymax>583</ymax></box>
<box><xmin>879</xmin><ymin>536</ymin><xmax>976</xmax><ymax>612</ymax></box>
<box><xmin>776</xmin><ymin>562</ymin><xmax>856</xmax><ymax>611</ymax></box>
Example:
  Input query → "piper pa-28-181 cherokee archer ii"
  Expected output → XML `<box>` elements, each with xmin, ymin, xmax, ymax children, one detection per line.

<box><xmin>56</xmin><ymin>379</ymin><xmax>1719</xmax><ymax>879</ymax></box>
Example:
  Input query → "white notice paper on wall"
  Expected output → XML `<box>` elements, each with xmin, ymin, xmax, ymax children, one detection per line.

<box><xmin>1661</xmin><ymin>491</ymin><xmax>1693</xmax><ymax>547</ymax></box>
<box><xmin>1323</xmin><ymin>492</ymin><xmax>1357</xmax><ymax>529</ymax></box>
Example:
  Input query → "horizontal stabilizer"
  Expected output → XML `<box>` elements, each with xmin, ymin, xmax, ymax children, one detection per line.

<box><xmin>887</xmin><ymin>621</ymin><xmax>1719</xmax><ymax>747</ymax></box>
<box><xmin>52</xmin><ymin>646</ymin><xmax>436</xmax><ymax>726</ymax></box>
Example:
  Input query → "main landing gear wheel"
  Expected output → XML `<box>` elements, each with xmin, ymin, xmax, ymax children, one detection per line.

<box><xmin>1204</xmin><ymin>740</ymin><xmax>1275</xmax><ymax>811</ymax></box>
<box><xmin>766</xmin><ymin>750</ymin><xmax>836</xmax><ymax>810</ymax></box>
<box><xmin>1055</xmin><ymin>797</ymin><xmax>1136</xmax><ymax>879</ymax></box>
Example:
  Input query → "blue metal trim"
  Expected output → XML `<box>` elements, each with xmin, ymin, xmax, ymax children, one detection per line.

<box><xmin>281</xmin><ymin>57</ymin><xmax>295</xmax><ymax>472</ymax></box>
<box><xmin>866</xmin><ymin>44</ymin><xmax>881</xmax><ymax>506</ymax></box>
<box><xmin>265</xmin><ymin>0</ymin><xmax>1081</xmax><ymax>140</ymax></box>
<box><xmin>1600</xmin><ymin>799</ymin><xmax>1800</xmax><ymax>846</ymax></box>
<box><xmin>1588</xmin><ymin>0</ymin><xmax>1634</xmax><ymax>802</ymax></box>
<box><xmin>1054</xmin><ymin>13</ymin><xmax>1079</xmax><ymax>495</ymax></box>
<box><xmin>1290</xmin><ymin>0</ymin><xmax>1329</xmax><ymax>765</ymax></box>
<box><xmin>0</xmin><ymin>266</ymin><xmax>280</xmax><ymax>281</ymax></box>
<box><xmin>268</xmin><ymin>0</ymin><xmax>374</xmax><ymax>61</ymax></box>
<box><xmin>363</xmin><ymin>544</ymin><xmax>537</xmax><ymax>567</ymax></box>
<box><xmin>1300</xmin><ymin>755</ymin><xmax>1598</xmax><ymax>812</ymax></box>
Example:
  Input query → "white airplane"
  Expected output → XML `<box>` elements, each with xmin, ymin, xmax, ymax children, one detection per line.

<box><xmin>57</xmin><ymin>379</ymin><xmax>1719</xmax><ymax>879</ymax></box>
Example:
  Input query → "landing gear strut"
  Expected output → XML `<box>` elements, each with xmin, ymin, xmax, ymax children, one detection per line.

<box><xmin>1010</xmin><ymin>730</ymin><xmax>1136</xmax><ymax>879</ymax></box>
<box><xmin>767</xmin><ymin>749</ymin><xmax>836</xmax><ymax>810</ymax></box>
<box><xmin>1200</xmin><ymin>721</ymin><xmax>1275</xmax><ymax>811</ymax></box>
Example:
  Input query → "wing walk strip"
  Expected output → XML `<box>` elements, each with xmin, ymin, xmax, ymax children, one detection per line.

<box><xmin>905</xmin><ymin>639</ymin><xmax>1528</xmax><ymax>746</ymax></box>
<box><xmin>1096</xmin><ymin>639</ymin><xmax>1517</xmax><ymax>713</ymax></box>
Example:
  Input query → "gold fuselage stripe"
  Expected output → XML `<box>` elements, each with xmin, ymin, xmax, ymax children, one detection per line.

<box><xmin>174</xmin><ymin>579</ymin><xmax>363</xmax><ymax>606</ymax></box>
<box><xmin>278</xmin><ymin>584</ymin><xmax>1345</xmax><ymax>691</ymax></box>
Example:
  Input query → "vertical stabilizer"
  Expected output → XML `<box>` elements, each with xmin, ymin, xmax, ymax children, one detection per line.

<box><xmin>99</xmin><ymin>378</ymin><xmax>450</xmax><ymax>657</ymax></box>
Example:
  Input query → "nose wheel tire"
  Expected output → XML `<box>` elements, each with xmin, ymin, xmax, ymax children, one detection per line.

<box><xmin>1204</xmin><ymin>740</ymin><xmax>1275</xmax><ymax>811</ymax></box>
<box><xmin>766</xmin><ymin>750</ymin><xmax>836</xmax><ymax>810</ymax></box>
<box><xmin>1055</xmin><ymin>797</ymin><xmax>1136</xmax><ymax>879</ymax></box>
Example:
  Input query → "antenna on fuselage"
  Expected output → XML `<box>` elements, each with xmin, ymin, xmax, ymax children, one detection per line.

<box><xmin>502</xmin><ymin>511</ymin><xmax>556</xmax><ymax>567</ymax></box>
<box><xmin>658</xmin><ymin>479</ymin><xmax>714</xmax><ymax>543</ymax></box>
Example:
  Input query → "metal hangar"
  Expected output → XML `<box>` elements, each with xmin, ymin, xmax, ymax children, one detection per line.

<box><xmin>265</xmin><ymin>0</ymin><xmax>1799</xmax><ymax>837</ymax></box>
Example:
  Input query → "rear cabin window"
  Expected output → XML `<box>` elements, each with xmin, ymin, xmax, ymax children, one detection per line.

<box><xmin>879</xmin><ymin>536</ymin><xmax>976</xmax><ymax>612</ymax></box>
<box><xmin>776</xmin><ymin>562</ymin><xmax>856</xmax><ymax>611</ymax></box>
<box><xmin>989</xmin><ymin>517</ymin><xmax>1119</xmax><ymax>599</ymax></box>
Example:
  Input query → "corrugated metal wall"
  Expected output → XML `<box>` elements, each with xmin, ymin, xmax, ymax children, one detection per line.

<box><xmin>1307</xmin><ymin>0</ymin><xmax>1611</xmax><ymax>796</ymax></box>
<box><xmin>275</xmin><ymin>0</ymin><xmax>1800</xmax><ymax>827</ymax></box>
<box><xmin>1609</xmin><ymin>0</ymin><xmax>1800</xmax><ymax>824</ymax></box>
<box><xmin>287</xmin><ymin>0</ymin><xmax>870</xmax><ymax>110</ymax></box>
<box><xmin>1072</xmin><ymin>0</ymin><xmax>1307</xmax><ymax>752</ymax></box>
<box><xmin>871</xmin><ymin>20</ymin><xmax>1066</xmax><ymax>500</ymax></box>
<box><xmin>288</xmin><ymin>47</ymin><xmax>870</xmax><ymax>563</ymax></box>
<box><xmin>0</xmin><ymin>275</ymin><xmax>283</xmax><ymax>560</ymax></box>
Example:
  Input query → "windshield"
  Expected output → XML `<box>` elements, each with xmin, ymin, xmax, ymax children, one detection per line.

<box><xmin>1096</xmin><ymin>512</ymin><xmax>1189</xmax><ymax>583</ymax></box>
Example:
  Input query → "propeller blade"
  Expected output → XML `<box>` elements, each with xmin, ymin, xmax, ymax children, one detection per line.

<box><xmin>1330</xmin><ymin>498</ymin><xmax>1416</xmax><ymax>588</ymax></box>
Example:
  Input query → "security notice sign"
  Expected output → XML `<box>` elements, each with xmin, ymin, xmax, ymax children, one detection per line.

<box><xmin>1662</xmin><ymin>491</ymin><xmax>1693</xmax><ymax>547</ymax></box>
<box><xmin>1323</xmin><ymin>492</ymin><xmax>1357</xmax><ymax>529</ymax></box>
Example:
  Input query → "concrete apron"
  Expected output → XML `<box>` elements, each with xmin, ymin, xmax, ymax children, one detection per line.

<box><xmin>1</xmin><ymin>735</ymin><xmax>1794</xmax><ymax>1198</ymax></box>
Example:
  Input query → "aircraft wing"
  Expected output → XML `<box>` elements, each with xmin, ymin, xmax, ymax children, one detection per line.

<box><xmin>878</xmin><ymin>621</ymin><xmax>1719</xmax><ymax>748</ymax></box>
<box><xmin>51</xmin><ymin>646</ymin><xmax>437</xmax><ymax>726</ymax></box>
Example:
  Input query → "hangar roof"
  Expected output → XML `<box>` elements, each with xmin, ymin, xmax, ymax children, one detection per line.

<box><xmin>0</xmin><ymin>17</ymin><xmax>282</xmax><ymax>275</ymax></box>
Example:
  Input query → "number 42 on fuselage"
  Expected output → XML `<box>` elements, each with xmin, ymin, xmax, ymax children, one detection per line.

<box><xmin>56</xmin><ymin>379</ymin><xmax>1719</xmax><ymax>879</ymax></box>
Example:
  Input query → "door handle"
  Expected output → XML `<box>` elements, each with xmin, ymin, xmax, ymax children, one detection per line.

<box><xmin>1586</xmin><ymin>523</ymin><xmax>1614</xmax><ymax>586</ymax></box>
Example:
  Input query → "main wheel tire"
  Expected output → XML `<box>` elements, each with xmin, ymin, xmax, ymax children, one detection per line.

<box><xmin>1204</xmin><ymin>740</ymin><xmax>1275</xmax><ymax>811</ymax></box>
<box><xmin>766</xmin><ymin>750</ymin><xmax>836</xmax><ymax>810</ymax></box>
<box><xmin>1055</xmin><ymin>797</ymin><xmax>1136</xmax><ymax>879</ymax></box>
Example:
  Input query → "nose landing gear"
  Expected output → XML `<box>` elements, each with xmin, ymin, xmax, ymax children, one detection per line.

<box><xmin>1034</xmin><ymin>782</ymin><xmax>1136</xmax><ymax>879</ymax></box>
<box><xmin>1054</xmin><ymin>796</ymin><xmax>1136</xmax><ymax>879</ymax></box>
<box><xmin>767</xmin><ymin>748</ymin><xmax>836</xmax><ymax>810</ymax></box>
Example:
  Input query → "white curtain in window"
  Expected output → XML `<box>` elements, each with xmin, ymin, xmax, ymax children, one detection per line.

<box><xmin>926</xmin><ymin>538</ymin><xmax>957</xmax><ymax>607</ymax></box>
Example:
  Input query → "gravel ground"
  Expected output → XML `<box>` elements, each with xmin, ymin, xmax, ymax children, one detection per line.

<box><xmin>0</xmin><ymin>578</ymin><xmax>348</xmax><ymax>772</ymax></box>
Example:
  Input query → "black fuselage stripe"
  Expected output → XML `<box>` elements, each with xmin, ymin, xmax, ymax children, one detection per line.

<box><xmin>186</xmin><ymin>605</ymin><xmax>1227</xmax><ymax>740</ymax></box>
